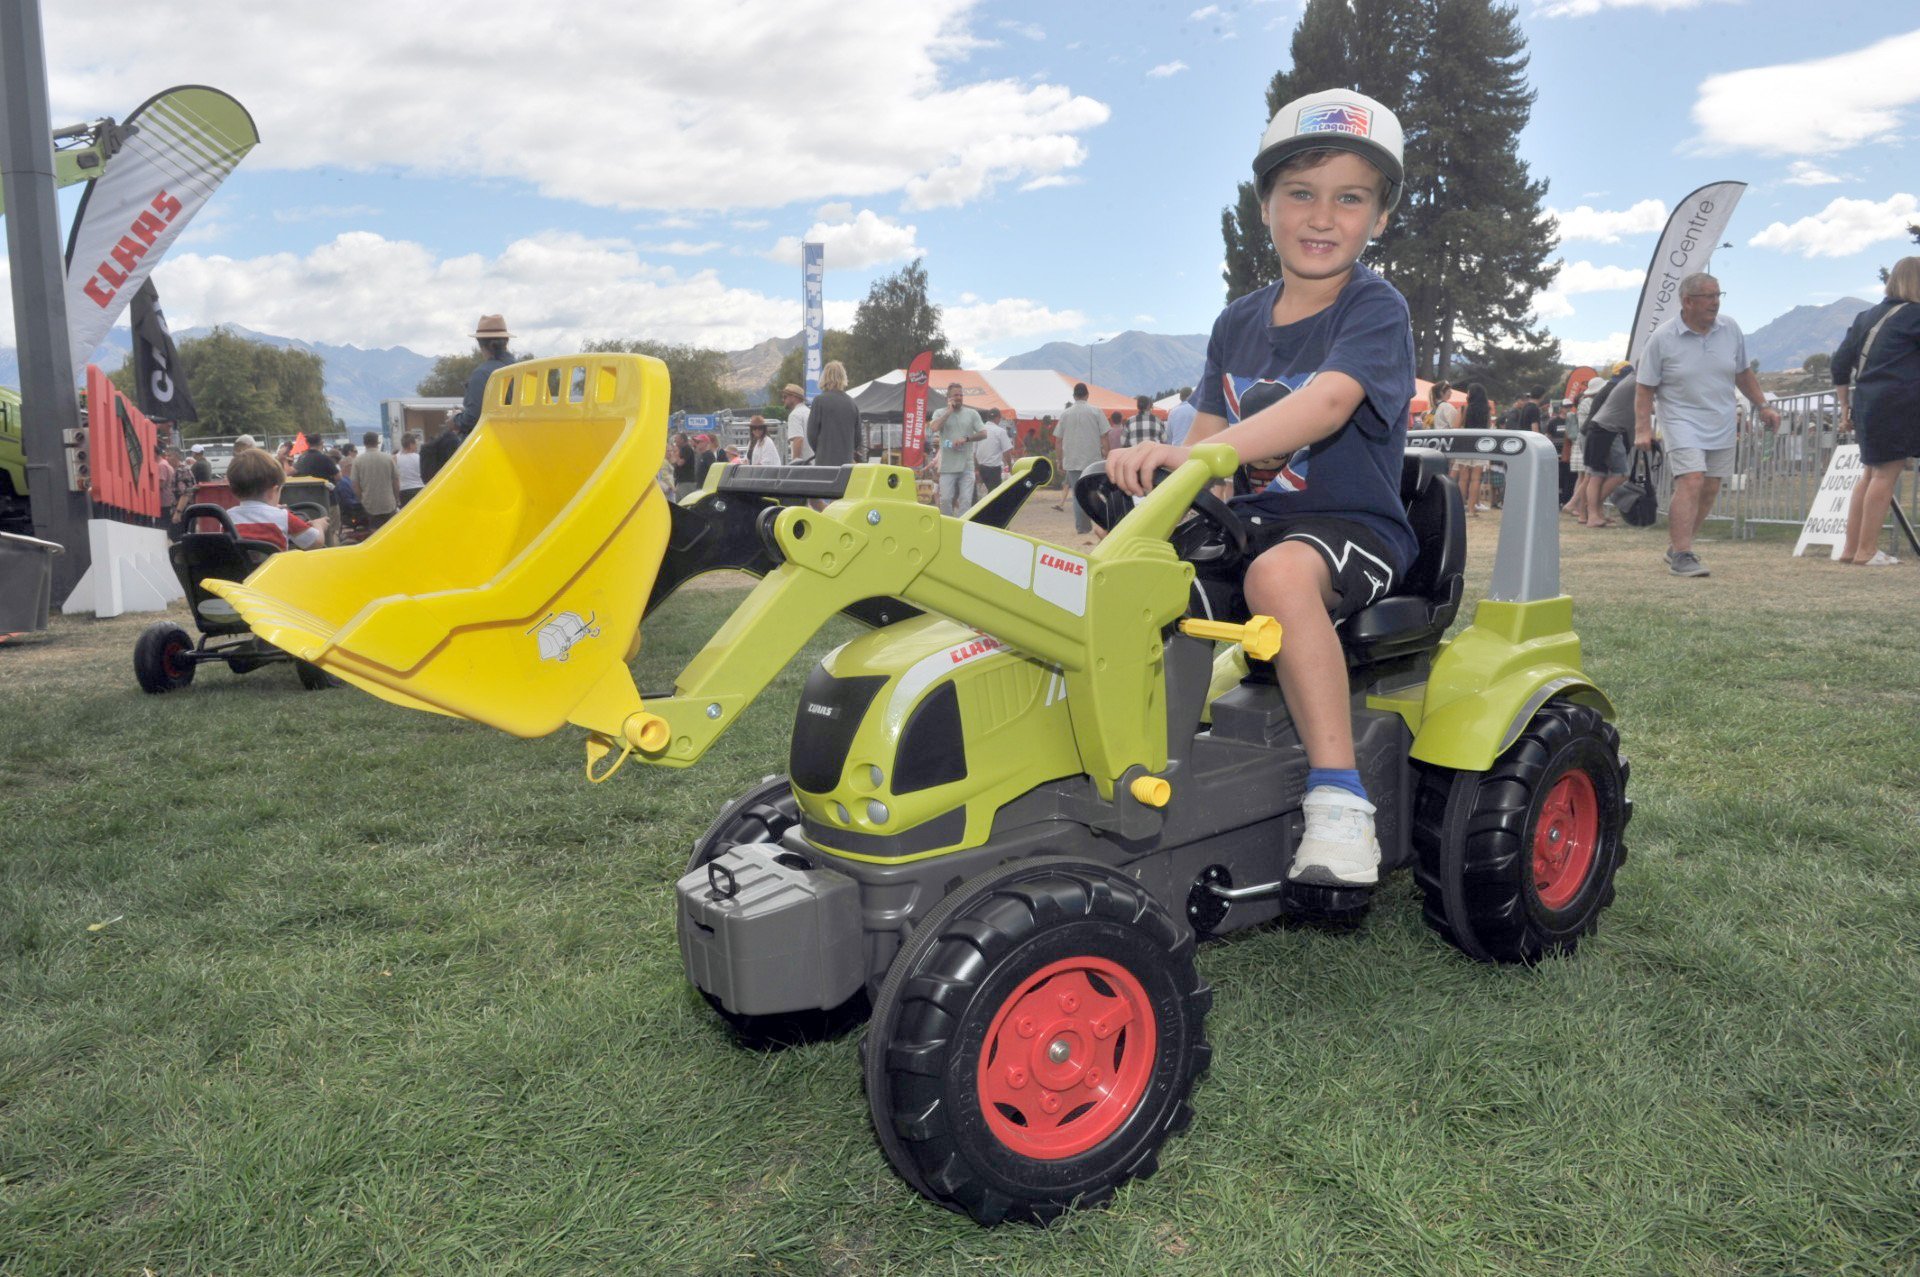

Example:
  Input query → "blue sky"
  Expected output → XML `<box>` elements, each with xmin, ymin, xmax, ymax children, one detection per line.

<box><xmin>18</xmin><ymin>1</ymin><xmax>1920</xmax><ymax>371</ymax></box>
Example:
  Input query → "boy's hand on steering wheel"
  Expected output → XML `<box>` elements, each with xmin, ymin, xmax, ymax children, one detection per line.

<box><xmin>1106</xmin><ymin>442</ymin><xmax>1192</xmax><ymax>496</ymax></box>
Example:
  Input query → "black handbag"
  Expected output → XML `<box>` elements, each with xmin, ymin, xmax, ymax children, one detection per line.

<box><xmin>1612</xmin><ymin>449</ymin><xmax>1659</xmax><ymax>527</ymax></box>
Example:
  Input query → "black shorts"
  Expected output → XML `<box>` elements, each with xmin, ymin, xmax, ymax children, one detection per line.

<box><xmin>1241</xmin><ymin>513</ymin><xmax>1400</xmax><ymax>623</ymax></box>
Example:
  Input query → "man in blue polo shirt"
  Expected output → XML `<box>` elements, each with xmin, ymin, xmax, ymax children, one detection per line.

<box><xmin>1634</xmin><ymin>273</ymin><xmax>1779</xmax><ymax>577</ymax></box>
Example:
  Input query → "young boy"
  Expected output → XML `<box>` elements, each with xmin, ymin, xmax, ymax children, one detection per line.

<box><xmin>1106</xmin><ymin>88</ymin><xmax>1417</xmax><ymax>887</ymax></box>
<box><xmin>225</xmin><ymin>447</ymin><xmax>329</xmax><ymax>551</ymax></box>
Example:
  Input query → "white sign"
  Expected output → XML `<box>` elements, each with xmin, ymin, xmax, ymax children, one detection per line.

<box><xmin>1792</xmin><ymin>444</ymin><xmax>1862</xmax><ymax>560</ymax></box>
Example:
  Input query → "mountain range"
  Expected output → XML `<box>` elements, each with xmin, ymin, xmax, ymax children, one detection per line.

<box><xmin>0</xmin><ymin>296</ymin><xmax>1876</xmax><ymax>426</ymax></box>
<box><xmin>1742</xmin><ymin>297</ymin><xmax>1872</xmax><ymax>372</ymax></box>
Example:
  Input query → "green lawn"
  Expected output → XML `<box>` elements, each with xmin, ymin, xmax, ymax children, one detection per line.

<box><xmin>3</xmin><ymin>520</ymin><xmax>1918</xmax><ymax>1276</ymax></box>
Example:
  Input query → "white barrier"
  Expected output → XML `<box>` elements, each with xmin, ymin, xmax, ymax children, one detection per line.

<box><xmin>60</xmin><ymin>519</ymin><xmax>183</xmax><ymax>618</ymax></box>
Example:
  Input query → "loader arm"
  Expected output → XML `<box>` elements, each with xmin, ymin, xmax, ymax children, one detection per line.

<box><xmin>634</xmin><ymin>443</ymin><xmax>1237</xmax><ymax>794</ymax></box>
<box><xmin>207</xmin><ymin>353</ymin><xmax>1237</xmax><ymax>798</ymax></box>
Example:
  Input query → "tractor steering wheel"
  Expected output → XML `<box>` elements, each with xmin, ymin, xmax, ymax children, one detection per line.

<box><xmin>1072</xmin><ymin>463</ymin><xmax>1250</xmax><ymax>568</ymax></box>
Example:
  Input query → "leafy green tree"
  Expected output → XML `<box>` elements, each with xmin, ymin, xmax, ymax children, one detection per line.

<box><xmin>1221</xmin><ymin>0</ymin><xmax>1559</xmax><ymax>381</ymax></box>
<box><xmin>1802</xmin><ymin>352</ymin><xmax>1831</xmax><ymax>379</ymax></box>
<box><xmin>582</xmin><ymin>339</ymin><xmax>730</xmax><ymax>413</ymax></box>
<box><xmin>766</xmin><ymin>329</ymin><xmax>855</xmax><ymax>402</ymax></box>
<box><xmin>844</xmin><ymin>259</ymin><xmax>962</xmax><ymax>384</ymax></box>
<box><xmin>416</xmin><ymin>351</ymin><xmax>488</xmax><ymax>397</ymax></box>
<box><xmin>114</xmin><ymin>326</ymin><xmax>332</xmax><ymax>438</ymax></box>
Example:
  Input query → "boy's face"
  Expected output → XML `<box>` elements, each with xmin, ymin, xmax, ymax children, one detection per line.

<box><xmin>1259</xmin><ymin>151</ymin><xmax>1389</xmax><ymax>284</ymax></box>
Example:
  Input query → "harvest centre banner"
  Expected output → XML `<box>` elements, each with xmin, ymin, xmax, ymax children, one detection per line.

<box><xmin>1626</xmin><ymin>181</ymin><xmax>1746</xmax><ymax>367</ymax></box>
<box><xmin>62</xmin><ymin>86</ymin><xmax>259</xmax><ymax>379</ymax></box>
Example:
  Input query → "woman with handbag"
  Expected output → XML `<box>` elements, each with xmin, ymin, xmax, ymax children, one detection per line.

<box><xmin>1833</xmin><ymin>256</ymin><xmax>1920</xmax><ymax>566</ymax></box>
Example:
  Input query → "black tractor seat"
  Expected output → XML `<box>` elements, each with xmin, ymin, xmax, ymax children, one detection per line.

<box><xmin>1190</xmin><ymin>450</ymin><xmax>1465</xmax><ymax>667</ymax></box>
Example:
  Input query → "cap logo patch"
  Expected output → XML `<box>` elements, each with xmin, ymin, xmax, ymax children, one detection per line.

<box><xmin>1298</xmin><ymin>102</ymin><xmax>1372</xmax><ymax>138</ymax></box>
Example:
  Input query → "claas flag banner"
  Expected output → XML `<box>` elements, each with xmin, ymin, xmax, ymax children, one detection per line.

<box><xmin>63</xmin><ymin>86</ymin><xmax>259</xmax><ymax>380</ymax></box>
<box><xmin>84</xmin><ymin>365</ymin><xmax>162</xmax><ymax>526</ymax></box>
<box><xmin>901</xmin><ymin>351</ymin><xmax>932</xmax><ymax>466</ymax></box>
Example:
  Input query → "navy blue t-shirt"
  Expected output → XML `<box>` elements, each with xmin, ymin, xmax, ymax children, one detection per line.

<box><xmin>1192</xmin><ymin>264</ymin><xmax>1417</xmax><ymax>574</ymax></box>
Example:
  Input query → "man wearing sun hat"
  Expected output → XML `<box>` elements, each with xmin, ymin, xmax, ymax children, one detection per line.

<box><xmin>457</xmin><ymin>314</ymin><xmax>516</xmax><ymax>433</ymax></box>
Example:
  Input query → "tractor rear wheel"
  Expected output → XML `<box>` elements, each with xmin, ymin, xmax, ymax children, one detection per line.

<box><xmin>1412</xmin><ymin>700</ymin><xmax>1629</xmax><ymax>964</ymax></box>
<box><xmin>295</xmin><ymin>659</ymin><xmax>337</xmax><ymax>690</ymax></box>
<box><xmin>134</xmin><ymin>623</ymin><xmax>195</xmax><ymax>694</ymax></box>
<box><xmin>862</xmin><ymin>859</ymin><xmax>1211</xmax><ymax>1225</ymax></box>
<box><xmin>685</xmin><ymin>774</ymin><xmax>868</xmax><ymax>1049</ymax></box>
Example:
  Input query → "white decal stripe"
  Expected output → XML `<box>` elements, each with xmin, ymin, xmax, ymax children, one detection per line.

<box><xmin>960</xmin><ymin>523</ymin><xmax>1033</xmax><ymax>588</ymax></box>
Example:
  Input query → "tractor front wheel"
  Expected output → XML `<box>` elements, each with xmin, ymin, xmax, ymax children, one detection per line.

<box><xmin>1412</xmin><ymin>699</ymin><xmax>1630</xmax><ymax>964</ymax></box>
<box><xmin>134</xmin><ymin>623</ymin><xmax>195</xmax><ymax>694</ymax></box>
<box><xmin>862</xmin><ymin>859</ymin><xmax>1211</xmax><ymax>1225</ymax></box>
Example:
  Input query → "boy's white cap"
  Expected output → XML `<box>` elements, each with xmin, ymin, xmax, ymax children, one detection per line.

<box><xmin>1254</xmin><ymin>88</ymin><xmax>1405</xmax><ymax>211</ymax></box>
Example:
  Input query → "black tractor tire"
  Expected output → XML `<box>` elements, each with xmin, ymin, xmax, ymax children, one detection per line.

<box><xmin>684</xmin><ymin>774</ymin><xmax>869</xmax><ymax>1050</ymax></box>
<box><xmin>295</xmin><ymin>659</ymin><xmax>337</xmax><ymax>691</ymax></box>
<box><xmin>1412</xmin><ymin>699</ymin><xmax>1630</xmax><ymax>964</ymax></box>
<box><xmin>134</xmin><ymin>623</ymin><xmax>196</xmax><ymax>694</ymax></box>
<box><xmin>862</xmin><ymin>858</ymin><xmax>1212</xmax><ymax>1225</ymax></box>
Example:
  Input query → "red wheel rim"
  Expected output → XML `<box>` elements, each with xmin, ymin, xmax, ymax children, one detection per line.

<box><xmin>162</xmin><ymin>639</ymin><xmax>189</xmax><ymax>680</ymax></box>
<box><xmin>1532</xmin><ymin>769</ymin><xmax>1599</xmax><ymax>910</ymax></box>
<box><xmin>976</xmin><ymin>956</ymin><xmax>1157</xmax><ymax>1160</ymax></box>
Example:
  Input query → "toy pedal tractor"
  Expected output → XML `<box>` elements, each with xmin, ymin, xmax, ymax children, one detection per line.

<box><xmin>209</xmin><ymin>354</ymin><xmax>1630</xmax><ymax>1225</ymax></box>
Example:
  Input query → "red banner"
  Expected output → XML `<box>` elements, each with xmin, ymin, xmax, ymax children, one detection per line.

<box><xmin>901</xmin><ymin>350</ymin><xmax>932</xmax><ymax>467</ymax></box>
<box><xmin>84</xmin><ymin>364</ymin><xmax>163</xmax><ymax>525</ymax></box>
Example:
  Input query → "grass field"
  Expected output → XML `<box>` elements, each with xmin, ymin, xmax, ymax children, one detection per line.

<box><xmin>3</xmin><ymin>509</ymin><xmax>1919</xmax><ymax>1276</ymax></box>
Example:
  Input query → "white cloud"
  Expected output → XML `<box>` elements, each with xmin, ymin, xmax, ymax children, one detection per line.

<box><xmin>1548</xmin><ymin>199</ymin><xmax>1667</xmax><ymax>244</ymax></box>
<box><xmin>767</xmin><ymin>209</ymin><xmax>922</xmax><ymax>269</ymax></box>
<box><xmin>1558</xmin><ymin>332</ymin><xmax>1633</xmax><ymax>367</ymax></box>
<box><xmin>1019</xmin><ymin>174</ymin><xmax>1079</xmax><ymax>191</ymax></box>
<box><xmin>815</xmin><ymin>202</ymin><xmax>855</xmax><ymax>221</ymax></box>
<box><xmin>637</xmin><ymin>216</ymin><xmax>699</xmax><ymax>231</ymax></box>
<box><xmin>1747</xmin><ymin>193</ymin><xmax>1920</xmax><ymax>259</ymax></box>
<box><xmin>1537</xmin><ymin>0</ymin><xmax>1724</xmax><ymax>17</ymax></box>
<box><xmin>998</xmin><ymin>19</ymin><xmax>1045</xmax><ymax>39</ymax></box>
<box><xmin>137</xmin><ymin>230</ymin><xmax>816</xmax><ymax>355</ymax></box>
<box><xmin>641</xmin><ymin>240</ymin><xmax>726</xmax><ymax>256</ymax></box>
<box><xmin>1531</xmin><ymin>260</ymin><xmax>1643</xmax><ymax>322</ymax></box>
<box><xmin>1147</xmin><ymin>60</ymin><xmax>1189</xmax><ymax>78</ymax></box>
<box><xmin>1190</xmin><ymin>5</ymin><xmax>1221</xmax><ymax>18</ymax></box>
<box><xmin>942</xmin><ymin>297</ymin><xmax>1086</xmax><ymax>360</ymax></box>
<box><xmin>731</xmin><ymin>218</ymin><xmax>770</xmax><ymax>231</ymax></box>
<box><xmin>1691</xmin><ymin>30</ymin><xmax>1920</xmax><ymax>156</ymax></box>
<box><xmin>45</xmin><ymin>1</ymin><xmax>1108</xmax><ymax>213</ymax></box>
<box><xmin>1783</xmin><ymin>161</ymin><xmax>1846</xmax><ymax>187</ymax></box>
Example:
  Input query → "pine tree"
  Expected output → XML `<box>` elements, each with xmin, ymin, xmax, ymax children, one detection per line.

<box><xmin>1220</xmin><ymin>0</ymin><xmax>1560</xmax><ymax>383</ymax></box>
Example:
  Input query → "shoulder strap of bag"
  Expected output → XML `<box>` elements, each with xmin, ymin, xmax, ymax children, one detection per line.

<box><xmin>1857</xmin><ymin>302</ymin><xmax>1910</xmax><ymax>372</ymax></box>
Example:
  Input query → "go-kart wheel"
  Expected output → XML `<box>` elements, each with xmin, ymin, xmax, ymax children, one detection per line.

<box><xmin>134</xmin><ymin>622</ymin><xmax>196</xmax><ymax>694</ymax></box>
<box><xmin>295</xmin><ymin>659</ymin><xmax>337</xmax><ymax>691</ymax></box>
<box><xmin>1072</xmin><ymin>465</ymin><xmax>1249</xmax><ymax>567</ymax></box>
<box><xmin>1411</xmin><ymin>700</ymin><xmax>1630</xmax><ymax>964</ymax></box>
<box><xmin>862</xmin><ymin>858</ymin><xmax>1211</xmax><ymax>1225</ymax></box>
<box><xmin>685</xmin><ymin>775</ymin><xmax>869</xmax><ymax>1049</ymax></box>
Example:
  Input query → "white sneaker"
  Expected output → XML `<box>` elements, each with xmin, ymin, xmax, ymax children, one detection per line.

<box><xmin>1289</xmin><ymin>788</ymin><xmax>1381</xmax><ymax>886</ymax></box>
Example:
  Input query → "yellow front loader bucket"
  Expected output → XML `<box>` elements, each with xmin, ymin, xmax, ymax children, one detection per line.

<box><xmin>208</xmin><ymin>354</ymin><xmax>671</xmax><ymax>742</ymax></box>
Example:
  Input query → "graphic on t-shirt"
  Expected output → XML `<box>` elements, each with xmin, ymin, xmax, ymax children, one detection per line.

<box><xmin>1220</xmin><ymin>372</ymin><xmax>1313</xmax><ymax>492</ymax></box>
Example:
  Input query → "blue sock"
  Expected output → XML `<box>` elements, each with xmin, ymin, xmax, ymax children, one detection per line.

<box><xmin>1307</xmin><ymin>768</ymin><xmax>1368</xmax><ymax>801</ymax></box>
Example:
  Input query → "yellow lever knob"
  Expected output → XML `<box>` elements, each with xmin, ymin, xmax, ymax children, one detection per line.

<box><xmin>624</xmin><ymin>712</ymin><xmax>671</xmax><ymax>753</ymax></box>
<box><xmin>1178</xmin><ymin>615</ymin><xmax>1282</xmax><ymax>661</ymax></box>
<box><xmin>1129</xmin><ymin>775</ymin><xmax>1171</xmax><ymax>808</ymax></box>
